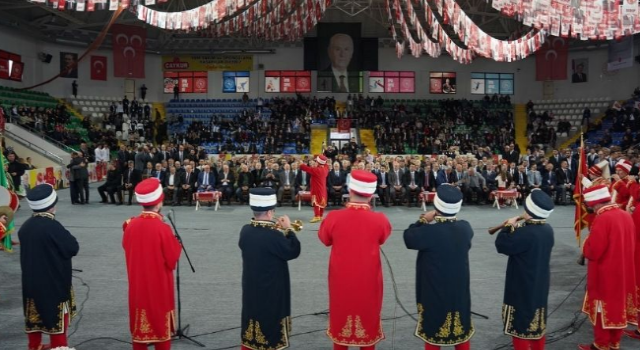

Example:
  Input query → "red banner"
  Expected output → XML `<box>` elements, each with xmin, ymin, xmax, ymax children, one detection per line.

<box><xmin>535</xmin><ymin>36</ymin><xmax>568</xmax><ymax>81</ymax></box>
<box><xmin>90</xmin><ymin>55</ymin><xmax>107</xmax><ymax>81</ymax></box>
<box><xmin>0</xmin><ymin>58</ymin><xmax>9</xmax><ymax>80</ymax></box>
<box><xmin>337</xmin><ymin>119</ymin><xmax>351</xmax><ymax>133</ymax></box>
<box><xmin>111</xmin><ymin>24</ymin><xmax>146</xmax><ymax>78</ymax></box>
<box><xmin>9</xmin><ymin>61</ymin><xmax>23</xmax><ymax>81</ymax></box>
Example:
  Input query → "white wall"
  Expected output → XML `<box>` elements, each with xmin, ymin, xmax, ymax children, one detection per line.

<box><xmin>1</xmin><ymin>25</ymin><xmax>639</xmax><ymax>103</ymax></box>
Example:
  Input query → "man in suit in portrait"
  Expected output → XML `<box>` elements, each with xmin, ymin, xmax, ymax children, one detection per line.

<box><xmin>321</xmin><ymin>33</ymin><xmax>360</xmax><ymax>93</ymax></box>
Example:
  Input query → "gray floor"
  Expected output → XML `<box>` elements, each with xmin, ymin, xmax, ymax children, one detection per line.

<box><xmin>0</xmin><ymin>187</ymin><xmax>636</xmax><ymax>350</ymax></box>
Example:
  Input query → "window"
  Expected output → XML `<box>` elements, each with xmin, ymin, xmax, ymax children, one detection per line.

<box><xmin>163</xmin><ymin>71</ymin><xmax>208</xmax><ymax>94</ymax></box>
<box><xmin>264</xmin><ymin>71</ymin><xmax>311</xmax><ymax>93</ymax></box>
<box><xmin>471</xmin><ymin>73</ymin><xmax>514</xmax><ymax>95</ymax></box>
<box><xmin>368</xmin><ymin>71</ymin><xmax>415</xmax><ymax>93</ymax></box>
<box><xmin>429</xmin><ymin>72</ymin><xmax>457</xmax><ymax>94</ymax></box>
<box><xmin>223</xmin><ymin>71</ymin><xmax>250</xmax><ymax>93</ymax></box>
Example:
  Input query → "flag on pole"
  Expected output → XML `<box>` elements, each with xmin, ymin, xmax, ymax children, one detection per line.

<box><xmin>0</xmin><ymin>146</ymin><xmax>16</xmax><ymax>252</ymax></box>
<box><xmin>573</xmin><ymin>134</ymin><xmax>589</xmax><ymax>247</ymax></box>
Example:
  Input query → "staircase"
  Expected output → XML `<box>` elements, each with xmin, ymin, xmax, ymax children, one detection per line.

<box><xmin>359</xmin><ymin>129</ymin><xmax>377</xmax><ymax>154</ymax></box>
<box><xmin>554</xmin><ymin>107</ymin><xmax>611</xmax><ymax>153</ymax></box>
<box><xmin>152</xmin><ymin>102</ymin><xmax>166</xmax><ymax>122</ymax></box>
<box><xmin>514</xmin><ymin>104</ymin><xmax>528</xmax><ymax>152</ymax></box>
<box><xmin>310</xmin><ymin>125</ymin><xmax>328</xmax><ymax>155</ymax></box>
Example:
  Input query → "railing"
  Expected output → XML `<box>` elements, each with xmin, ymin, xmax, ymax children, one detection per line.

<box><xmin>6</xmin><ymin>121</ymin><xmax>76</xmax><ymax>153</ymax></box>
<box><xmin>4</xmin><ymin>128</ymin><xmax>65</xmax><ymax>165</ymax></box>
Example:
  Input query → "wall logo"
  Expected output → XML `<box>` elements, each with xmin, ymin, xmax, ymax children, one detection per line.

<box><xmin>164</xmin><ymin>57</ymin><xmax>190</xmax><ymax>70</ymax></box>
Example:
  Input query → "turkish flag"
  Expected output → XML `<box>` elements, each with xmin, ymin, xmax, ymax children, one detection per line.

<box><xmin>91</xmin><ymin>55</ymin><xmax>107</xmax><ymax>81</ymax></box>
<box><xmin>9</xmin><ymin>61</ymin><xmax>23</xmax><ymax>81</ymax></box>
<box><xmin>111</xmin><ymin>24</ymin><xmax>146</xmax><ymax>78</ymax></box>
<box><xmin>535</xmin><ymin>36</ymin><xmax>568</xmax><ymax>81</ymax></box>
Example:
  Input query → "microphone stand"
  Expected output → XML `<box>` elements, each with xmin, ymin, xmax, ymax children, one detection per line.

<box><xmin>167</xmin><ymin>210</ymin><xmax>204</xmax><ymax>347</ymax></box>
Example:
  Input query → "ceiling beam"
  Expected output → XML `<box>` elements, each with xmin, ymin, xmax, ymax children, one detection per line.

<box><xmin>33</xmin><ymin>3</ymin><xmax>85</xmax><ymax>25</ymax></box>
<box><xmin>0</xmin><ymin>3</ymin><xmax>38</xmax><ymax>10</ymax></box>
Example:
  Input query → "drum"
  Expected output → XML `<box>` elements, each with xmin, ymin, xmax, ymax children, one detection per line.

<box><xmin>296</xmin><ymin>191</ymin><xmax>311</xmax><ymax>202</ymax></box>
<box><xmin>196</xmin><ymin>191</ymin><xmax>219</xmax><ymax>202</ymax></box>
<box><xmin>420</xmin><ymin>191</ymin><xmax>436</xmax><ymax>203</ymax></box>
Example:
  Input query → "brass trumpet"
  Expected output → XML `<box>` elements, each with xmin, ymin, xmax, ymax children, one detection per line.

<box><xmin>487</xmin><ymin>215</ymin><xmax>525</xmax><ymax>235</ymax></box>
<box><xmin>276</xmin><ymin>219</ymin><xmax>304</xmax><ymax>232</ymax></box>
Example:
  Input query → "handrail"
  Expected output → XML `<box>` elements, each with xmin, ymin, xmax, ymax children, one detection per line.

<box><xmin>3</xmin><ymin>129</ymin><xmax>65</xmax><ymax>165</ymax></box>
<box><xmin>7</xmin><ymin>122</ymin><xmax>76</xmax><ymax>153</ymax></box>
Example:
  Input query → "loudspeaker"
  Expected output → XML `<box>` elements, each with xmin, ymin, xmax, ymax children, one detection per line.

<box><xmin>257</xmin><ymin>63</ymin><xmax>265</xmax><ymax>70</ymax></box>
<box><xmin>38</xmin><ymin>52</ymin><xmax>52</xmax><ymax>63</ymax></box>
<box><xmin>635</xmin><ymin>55</ymin><xmax>640</xmax><ymax>64</ymax></box>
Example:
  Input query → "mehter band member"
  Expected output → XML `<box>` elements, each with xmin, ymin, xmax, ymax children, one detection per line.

<box><xmin>496</xmin><ymin>189</ymin><xmax>554</xmax><ymax>350</ymax></box>
<box><xmin>404</xmin><ymin>184</ymin><xmax>474</xmax><ymax>350</ymax></box>
<box><xmin>318</xmin><ymin>170</ymin><xmax>392</xmax><ymax>350</ymax></box>
<box><xmin>123</xmin><ymin>178</ymin><xmax>182</xmax><ymax>350</ymax></box>
<box><xmin>299</xmin><ymin>155</ymin><xmax>329</xmax><ymax>223</ymax></box>
<box><xmin>240</xmin><ymin>188</ymin><xmax>301</xmax><ymax>350</ymax></box>
<box><xmin>579</xmin><ymin>184</ymin><xmax>637</xmax><ymax>350</ymax></box>
<box><xmin>20</xmin><ymin>184</ymin><xmax>79</xmax><ymax>350</ymax></box>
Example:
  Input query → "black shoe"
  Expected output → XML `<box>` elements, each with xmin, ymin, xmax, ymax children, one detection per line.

<box><xmin>174</xmin><ymin>203</ymin><xmax>182</xmax><ymax>206</ymax></box>
<box><xmin>100</xmin><ymin>200</ymin><xmax>108</xmax><ymax>204</ymax></box>
<box><xmin>278</xmin><ymin>203</ymin><xmax>282</xmax><ymax>207</ymax></box>
<box><xmin>127</xmin><ymin>202</ymin><xmax>132</xmax><ymax>206</ymax></box>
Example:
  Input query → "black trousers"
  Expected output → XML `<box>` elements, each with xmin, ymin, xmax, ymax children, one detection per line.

<box><xmin>98</xmin><ymin>184</ymin><xmax>122</xmax><ymax>203</ymax></box>
<box><xmin>76</xmin><ymin>179</ymin><xmax>89</xmax><ymax>203</ymax></box>
<box><xmin>69</xmin><ymin>180</ymin><xmax>78</xmax><ymax>204</ymax></box>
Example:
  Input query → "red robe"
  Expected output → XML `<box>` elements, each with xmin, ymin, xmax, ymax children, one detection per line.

<box><xmin>582</xmin><ymin>204</ymin><xmax>637</xmax><ymax>328</ymax></box>
<box><xmin>123</xmin><ymin>211</ymin><xmax>182</xmax><ymax>343</ymax></box>
<box><xmin>318</xmin><ymin>203</ymin><xmax>392</xmax><ymax>346</ymax></box>
<box><xmin>611</xmin><ymin>178</ymin><xmax>631</xmax><ymax>210</ymax></box>
<box><xmin>300</xmin><ymin>163</ymin><xmax>329</xmax><ymax>208</ymax></box>
<box><xmin>632</xmin><ymin>201</ymin><xmax>640</xmax><ymax>326</ymax></box>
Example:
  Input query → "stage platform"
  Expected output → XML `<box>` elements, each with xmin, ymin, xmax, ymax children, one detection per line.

<box><xmin>0</xmin><ymin>187</ymin><xmax>629</xmax><ymax>350</ymax></box>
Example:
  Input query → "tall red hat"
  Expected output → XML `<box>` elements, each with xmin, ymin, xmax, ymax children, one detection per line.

<box><xmin>349</xmin><ymin>170</ymin><xmax>377</xmax><ymax>197</ymax></box>
<box><xmin>615</xmin><ymin>159</ymin><xmax>632</xmax><ymax>174</ymax></box>
<box><xmin>135</xmin><ymin>178</ymin><xmax>164</xmax><ymax>206</ymax></box>
<box><xmin>583</xmin><ymin>184</ymin><xmax>611</xmax><ymax>207</ymax></box>
<box><xmin>316</xmin><ymin>154</ymin><xmax>328</xmax><ymax>165</ymax></box>
<box><xmin>588</xmin><ymin>160</ymin><xmax>610</xmax><ymax>178</ymax></box>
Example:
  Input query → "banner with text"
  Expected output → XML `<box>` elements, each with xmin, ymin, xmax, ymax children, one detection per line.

<box><xmin>162</xmin><ymin>55</ymin><xmax>253</xmax><ymax>72</ymax></box>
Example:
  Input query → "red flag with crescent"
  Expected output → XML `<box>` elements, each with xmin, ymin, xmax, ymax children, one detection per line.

<box><xmin>535</xmin><ymin>36</ymin><xmax>568</xmax><ymax>81</ymax></box>
<box><xmin>111</xmin><ymin>24</ymin><xmax>146</xmax><ymax>78</ymax></box>
<box><xmin>90</xmin><ymin>55</ymin><xmax>107</xmax><ymax>81</ymax></box>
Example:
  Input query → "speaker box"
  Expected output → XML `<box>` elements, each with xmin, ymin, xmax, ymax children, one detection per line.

<box><xmin>258</xmin><ymin>63</ymin><xmax>265</xmax><ymax>70</ymax></box>
<box><xmin>38</xmin><ymin>52</ymin><xmax>52</xmax><ymax>63</ymax></box>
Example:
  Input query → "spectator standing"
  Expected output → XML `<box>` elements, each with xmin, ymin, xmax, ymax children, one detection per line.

<box><xmin>72</xmin><ymin>80</ymin><xmax>78</xmax><ymax>98</ymax></box>
<box><xmin>140</xmin><ymin>84</ymin><xmax>147</xmax><ymax>101</ymax></box>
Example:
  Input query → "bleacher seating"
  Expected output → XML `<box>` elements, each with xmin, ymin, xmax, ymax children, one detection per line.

<box><xmin>68</xmin><ymin>95</ymin><xmax>121</xmax><ymax>123</ymax></box>
<box><xmin>531</xmin><ymin>97</ymin><xmax>610</xmax><ymax>134</ymax></box>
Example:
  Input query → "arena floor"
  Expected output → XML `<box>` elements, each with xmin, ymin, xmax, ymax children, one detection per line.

<box><xmin>0</xmin><ymin>188</ymin><xmax>635</xmax><ymax>350</ymax></box>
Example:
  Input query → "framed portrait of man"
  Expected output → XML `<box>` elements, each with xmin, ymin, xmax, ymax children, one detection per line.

<box><xmin>571</xmin><ymin>58</ymin><xmax>588</xmax><ymax>83</ymax></box>
<box><xmin>316</xmin><ymin>23</ymin><xmax>362</xmax><ymax>93</ymax></box>
<box><xmin>60</xmin><ymin>52</ymin><xmax>78</xmax><ymax>79</ymax></box>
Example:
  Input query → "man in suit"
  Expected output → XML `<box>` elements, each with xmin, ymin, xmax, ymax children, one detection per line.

<box><xmin>514</xmin><ymin>165</ymin><xmax>530</xmax><ymax>202</ymax></box>
<box><xmin>163</xmin><ymin>166</ymin><xmax>181</xmax><ymax>205</ymax></box>
<box><xmin>260</xmin><ymin>163</ymin><xmax>279</xmax><ymax>189</ymax></box>
<box><xmin>420</xmin><ymin>164</ymin><xmax>437</xmax><ymax>193</ymax></box>
<box><xmin>235</xmin><ymin>164</ymin><xmax>253</xmax><ymax>204</ymax></box>
<box><xmin>376</xmin><ymin>164</ymin><xmax>391</xmax><ymax>207</ymax></box>
<box><xmin>320</xmin><ymin>33</ymin><xmax>359</xmax><ymax>93</ymax></box>
<box><xmin>295</xmin><ymin>163</ymin><xmax>311</xmax><ymax>194</ymax></box>
<box><xmin>482</xmin><ymin>164</ymin><xmax>498</xmax><ymax>191</ymax></box>
<box><xmin>327</xmin><ymin>162</ymin><xmax>347</xmax><ymax>206</ymax></box>
<box><xmin>218</xmin><ymin>163</ymin><xmax>236</xmax><ymax>205</ymax></box>
<box><xmin>98</xmin><ymin>163</ymin><xmax>122</xmax><ymax>204</ymax></box>
<box><xmin>117</xmin><ymin>145</ymin><xmax>129</xmax><ymax>172</ymax></box>
<box><xmin>134</xmin><ymin>146</ymin><xmax>151</xmax><ymax>172</ymax></box>
<box><xmin>436</xmin><ymin>166</ymin><xmax>455</xmax><ymax>187</ymax></box>
<box><xmin>403</xmin><ymin>163</ymin><xmax>423</xmax><ymax>207</ymax></box>
<box><xmin>453</xmin><ymin>164</ymin><xmax>467</xmax><ymax>193</ymax></box>
<box><xmin>154</xmin><ymin>144</ymin><xmax>170</xmax><ymax>165</ymax></box>
<box><xmin>541</xmin><ymin>163</ymin><xmax>556</xmax><ymax>198</ymax></box>
<box><xmin>388</xmin><ymin>162</ymin><xmax>406</xmax><ymax>205</ymax></box>
<box><xmin>549</xmin><ymin>149</ymin><xmax>563</xmax><ymax>169</ymax></box>
<box><xmin>555</xmin><ymin>160</ymin><xmax>574</xmax><ymax>205</ymax></box>
<box><xmin>197</xmin><ymin>165</ymin><xmax>215</xmax><ymax>192</ymax></box>
<box><xmin>572</xmin><ymin>62</ymin><xmax>587</xmax><ymax>83</ymax></box>
<box><xmin>277</xmin><ymin>163</ymin><xmax>297</xmax><ymax>206</ymax></box>
<box><xmin>151</xmin><ymin>163</ymin><xmax>165</xmax><ymax>183</ymax></box>
<box><xmin>173</xmin><ymin>145</ymin><xmax>187</xmax><ymax>164</ymax></box>
<box><xmin>503</xmin><ymin>145</ymin><xmax>519</xmax><ymax>164</ymax></box>
<box><xmin>178</xmin><ymin>165</ymin><xmax>197</xmax><ymax>206</ymax></box>
<box><xmin>121</xmin><ymin>160</ymin><xmax>142</xmax><ymax>205</ymax></box>
<box><xmin>251</xmin><ymin>162</ymin><xmax>263</xmax><ymax>188</ymax></box>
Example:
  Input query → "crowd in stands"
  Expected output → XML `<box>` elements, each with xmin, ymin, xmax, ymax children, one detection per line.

<box><xmin>0</xmin><ymin>103</ymin><xmax>86</xmax><ymax>146</ymax></box>
<box><xmin>103</xmin><ymin>96</ymin><xmax>163</xmax><ymax>146</ymax></box>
